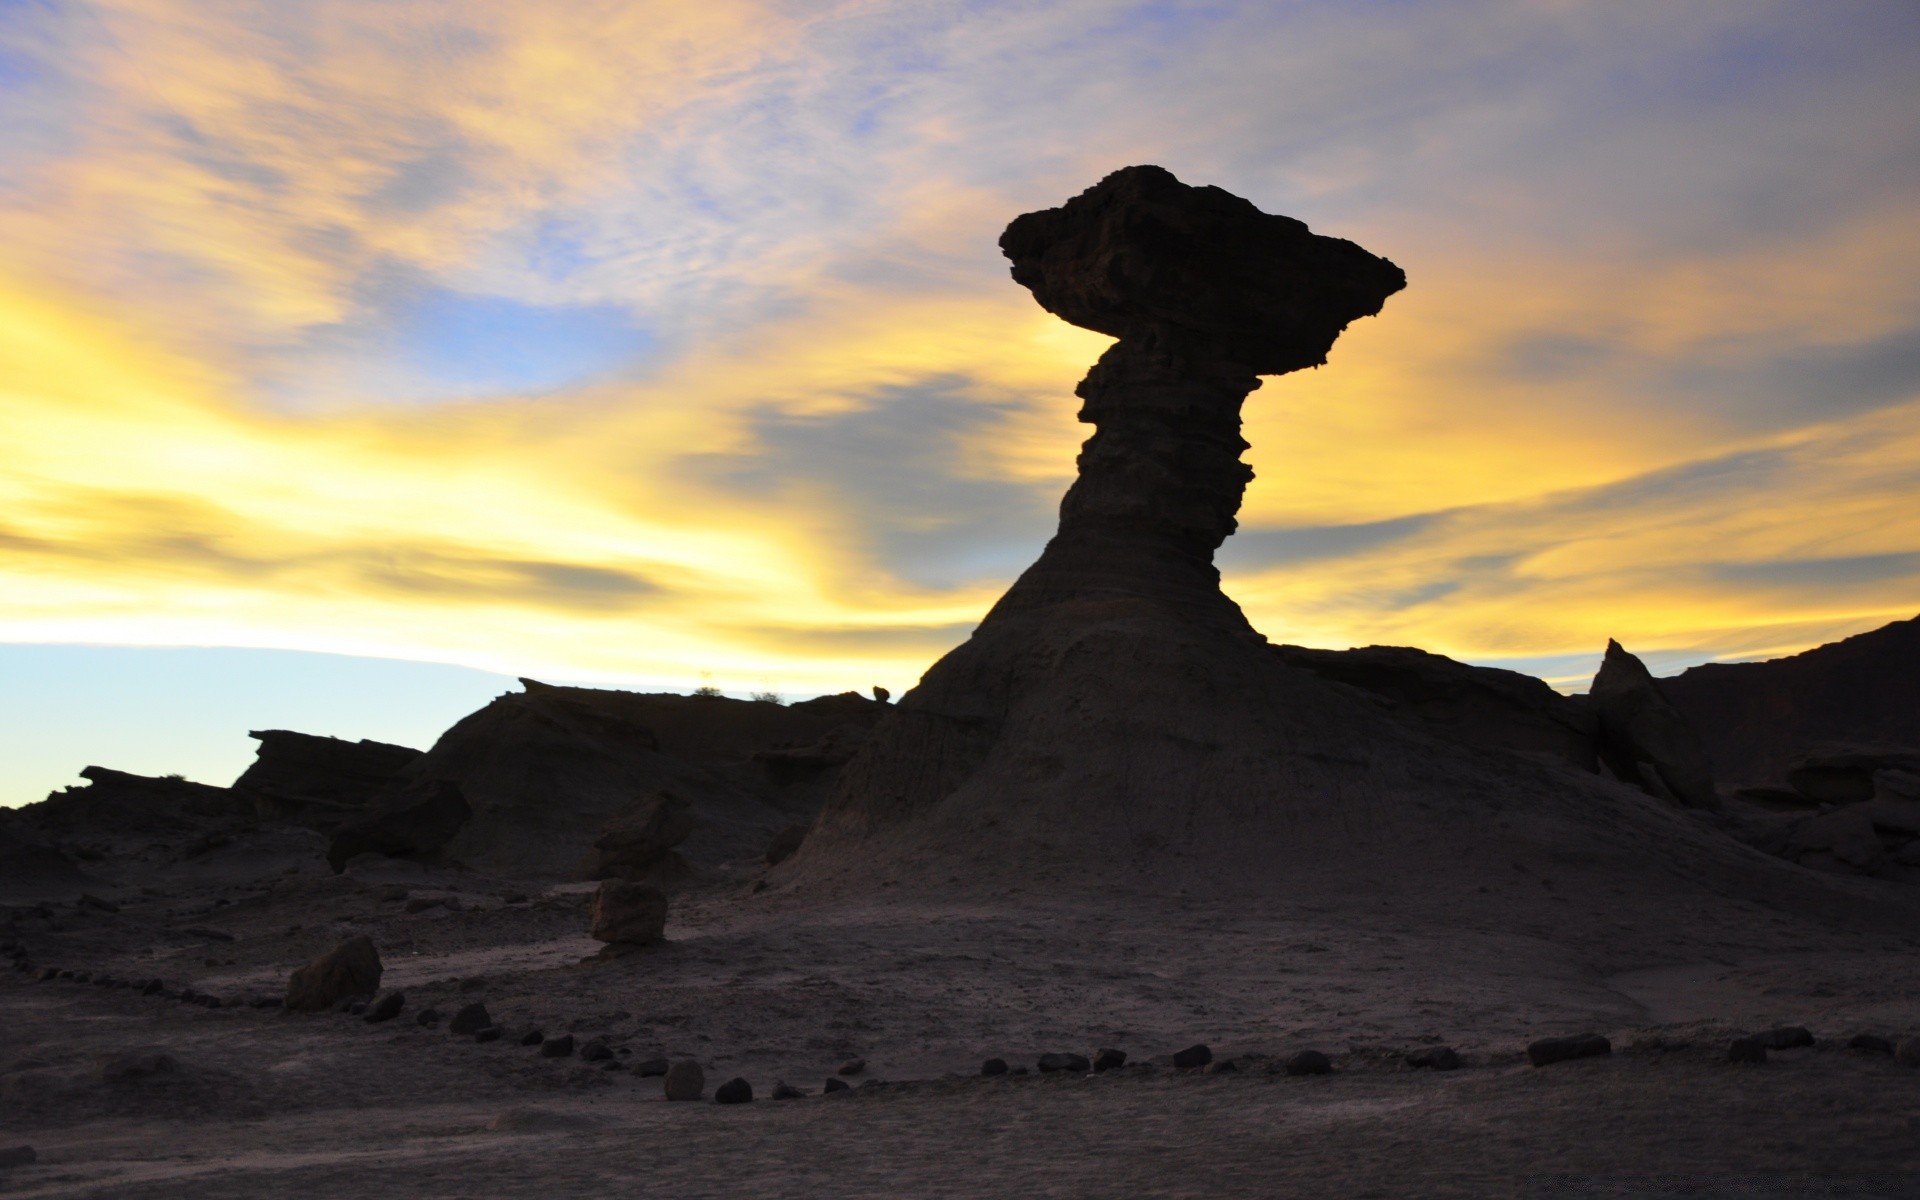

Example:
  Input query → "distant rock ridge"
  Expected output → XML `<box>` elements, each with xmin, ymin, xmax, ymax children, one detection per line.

<box><xmin>1662</xmin><ymin>614</ymin><xmax>1920</xmax><ymax>789</ymax></box>
<box><xmin>1589</xmin><ymin>640</ymin><xmax>1719</xmax><ymax>811</ymax></box>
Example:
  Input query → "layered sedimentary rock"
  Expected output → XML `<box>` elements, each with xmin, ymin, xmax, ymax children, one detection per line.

<box><xmin>798</xmin><ymin>169</ymin><xmax>1537</xmax><ymax>876</ymax></box>
<box><xmin>235</xmin><ymin>730</ymin><xmax>420</xmax><ymax>825</ymax></box>
<box><xmin>1662</xmin><ymin>614</ymin><xmax>1920</xmax><ymax>789</ymax></box>
<box><xmin>791</xmin><ymin>167</ymin><xmax>1909</xmax><ymax>927</ymax></box>
<box><xmin>1588</xmin><ymin>640</ymin><xmax>1719</xmax><ymax>810</ymax></box>
<box><xmin>1272</xmin><ymin>643</ymin><xmax>1598</xmax><ymax>772</ymax></box>
<box><xmin>331</xmin><ymin>681</ymin><xmax>889</xmax><ymax>877</ymax></box>
<box><xmin>987</xmin><ymin>164</ymin><xmax>1405</xmax><ymax>624</ymax></box>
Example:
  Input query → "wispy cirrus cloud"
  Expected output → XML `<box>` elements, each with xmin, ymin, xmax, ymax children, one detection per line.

<box><xmin>0</xmin><ymin>0</ymin><xmax>1916</xmax><ymax>732</ymax></box>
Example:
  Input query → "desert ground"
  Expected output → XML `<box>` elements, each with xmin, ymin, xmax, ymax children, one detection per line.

<box><xmin>5</xmin><ymin>839</ymin><xmax>1920</xmax><ymax>1198</ymax></box>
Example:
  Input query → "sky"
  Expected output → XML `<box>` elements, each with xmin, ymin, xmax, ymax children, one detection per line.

<box><xmin>3</xmin><ymin>0</ymin><xmax>1918</xmax><ymax>805</ymax></box>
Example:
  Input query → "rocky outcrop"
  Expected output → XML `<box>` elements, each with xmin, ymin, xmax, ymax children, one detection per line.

<box><xmin>1271</xmin><ymin>644</ymin><xmax>1597</xmax><ymax>771</ymax></box>
<box><xmin>19</xmin><ymin>767</ymin><xmax>246</xmax><ymax>838</ymax></box>
<box><xmin>578</xmin><ymin>793</ymin><xmax>693</xmax><ymax>882</ymax></box>
<box><xmin>987</xmin><ymin>165</ymin><xmax>1405</xmax><ymax>622</ymax></box>
<box><xmin>785</xmin><ymin>166</ymin><xmax>1909</xmax><ymax>949</ymax></box>
<box><xmin>325</xmin><ymin>781</ymin><xmax>471</xmax><ymax>873</ymax></box>
<box><xmin>590</xmin><ymin>880</ymin><xmax>669</xmax><ymax>945</ymax></box>
<box><xmin>1588</xmin><ymin>641</ymin><xmax>1719</xmax><ymax>810</ymax></box>
<box><xmin>1662</xmin><ymin>614</ymin><xmax>1920</xmax><ymax>789</ymax></box>
<box><xmin>284</xmin><ymin>935</ymin><xmax>382</xmax><ymax>1013</ymax></box>
<box><xmin>1783</xmin><ymin>746</ymin><xmax>1920</xmax><ymax>806</ymax></box>
<box><xmin>753</xmin><ymin>724</ymin><xmax>871</xmax><ymax>783</ymax></box>
<box><xmin>345</xmin><ymin>681</ymin><xmax>886</xmax><ymax>878</ymax></box>
<box><xmin>0</xmin><ymin>810</ymin><xmax>88</xmax><ymax>901</ymax></box>
<box><xmin>235</xmin><ymin>730</ymin><xmax>419</xmax><ymax>825</ymax></box>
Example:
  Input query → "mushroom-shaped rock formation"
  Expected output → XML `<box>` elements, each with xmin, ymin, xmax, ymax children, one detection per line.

<box><xmin>990</xmin><ymin>164</ymin><xmax>1404</xmax><ymax>621</ymax></box>
<box><xmin>788</xmin><ymin>167</ymin><xmax>1915</xmax><ymax>935</ymax></box>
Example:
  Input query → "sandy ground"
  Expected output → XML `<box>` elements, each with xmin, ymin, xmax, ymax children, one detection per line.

<box><xmin>4</xmin><ymin>851</ymin><xmax>1920</xmax><ymax>1198</ymax></box>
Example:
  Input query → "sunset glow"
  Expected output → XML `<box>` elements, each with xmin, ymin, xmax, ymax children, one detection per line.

<box><xmin>4</xmin><ymin>1</ymin><xmax>1918</xmax><ymax>800</ymax></box>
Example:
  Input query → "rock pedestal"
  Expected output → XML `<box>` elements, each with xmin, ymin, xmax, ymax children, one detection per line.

<box><xmin>589</xmin><ymin>880</ymin><xmax>668</xmax><ymax>946</ymax></box>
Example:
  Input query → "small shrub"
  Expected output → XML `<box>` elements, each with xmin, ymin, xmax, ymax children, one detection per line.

<box><xmin>692</xmin><ymin>685</ymin><xmax>723</xmax><ymax>698</ymax></box>
<box><xmin>750</xmin><ymin>691</ymin><xmax>783</xmax><ymax>705</ymax></box>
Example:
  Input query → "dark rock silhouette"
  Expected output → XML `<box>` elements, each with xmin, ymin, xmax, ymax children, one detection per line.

<box><xmin>1526</xmin><ymin>1034</ymin><xmax>1610</xmax><ymax>1067</ymax></box>
<box><xmin>326</xmin><ymin>780</ymin><xmax>470</xmax><ymax>873</ymax></box>
<box><xmin>1588</xmin><ymin>640</ymin><xmax>1718</xmax><ymax>810</ymax></box>
<box><xmin>791</xmin><ymin>167</ymin><xmax>1918</xmax><ymax>931</ymax></box>
<box><xmin>236</xmin><ymin>730</ymin><xmax>420</xmax><ymax>825</ymax></box>
<box><xmin>1783</xmin><ymin>746</ymin><xmax>1920</xmax><ymax>807</ymax></box>
<box><xmin>22</xmin><ymin>766</ymin><xmax>246</xmax><ymax>838</ymax></box>
<box><xmin>0</xmin><ymin>809</ymin><xmax>88</xmax><ymax>901</ymax></box>
<box><xmin>343</xmin><ymin>681</ymin><xmax>885</xmax><ymax>877</ymax></box>
<box><xmin>578</xmin><ymin>792</ymin><xmax>694</xmax><ymax>882</ymax></box>
<box><xmin>1662</xmin><ymin>614</ymin><xmax>1920</xmax><ymax>789</ymax></box>
<box><xmin>589</xmin><ymin>879</ymin><xmax>669</xmax><ymax>945</ymax></box>
<box><xmin>990</xmin><ymin>164</ymin><xmax>1405</xmax><ymax>621</ymax></box>
<box><xmin>1272</xmin><ymin>644</ymin><xmax>1597</xmax><ymax>771</ymax></box>
<box><xmin>284</xmin><ymin>935</ymin><xmax>382</xmax><ymax>1013</ymax></box>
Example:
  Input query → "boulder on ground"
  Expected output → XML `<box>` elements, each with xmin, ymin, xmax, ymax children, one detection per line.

<box><xmin>1526</xmin><ymin>1034</ymin><xmax>1611</xmax><ymax>1067</ymax></box>
<box><xmin>1037</xmin><ymin>1052</ymin><xmax>1090</xmax><ymax>1073</ymax></box>
<box><xmin>632</xmin><ymin>1057</ymin><xmax>669</xmax><ymax>1077</ymax></box>
<box><xmin>664</xmin><ymin>1060</ymin><xmax>704</xmax><ymax>1100</ymax></box>
<box><xmin>715</xmin><ymin>1077</ymin><xmax>753</xmax><ymax>1104</ymax></box>
<box><xmin>448</xmin><ymin>1002</ymin><xmax>492</xmax><ymax>1036</ymax></box>
<box><xmin>1092</xmin><ymin>1048</ymin><xmax>1127</xmax><ymax>1072</ymax></box>
<box><xmin>837</xmin><ymin>1058</ymin><xmax>866</xmax><ymax>1075</ymax></box>
<box><xmin>1406</xmin><ymin>1046</ymin><xmax>1460</xmax><ymax>1070</ymax></box>
<box><xmin>363</xmin><ymin>991</ymin><xmax>404</xmax><ymax>1023</ymax></box>
<box><xmin>981</xmin><ymin>1057</ymin><xmax>1009</xmax><ymax>1077</ymax></box>
<box><xmin>1171</xmin><ymin>1045</ymin><xmax>1212</xmax><ymax>1070</ymax></box>
<box><xmin>772</xmin><ymin>1082</ymin><xmax>805</xmax><ymax>1099</ymax></box>
<box><xmin>284</xmin><ymin>935</ymin><xmax>382</xmax><ymax>1013</ymax></box>
<box><xmin>1895</xmin><ymin>1038</ymin><xmax>1920</xmax><ymax>1067</ymax></box>
<box><xmin>579</xmin><ymin>793</ymin><xmax>694</xmax><ymax>881</ymax></box>
<box><xmin>539</xmin><ymin>1035</ymin><xmax>574</xmax><ymax>1058</ymax></box>
<box><xmin>0</xmin><ymin>1145</ymin><xmax>35</xmax><ymax>1169</ymax></box>
<box><xmin>589</xmin><ymin>880</ymin><xmax>669</xmax><ymax>945</ymax></box>
<box><xmin>1588</xmin><ymin>641</ymin><xmax>1718</xmax><ymax>810</ymax></box>
<box><xmin>822</xmin><ymin>1077</ymin><xmax>850</xmax><ymax>1093</ymax></box>
<box><xmin>1847</xmin><ymin>1034</ymin><xmax>1893</xmax><ymax>1056</ymax></box>
<box><xmin>1754</xmin><ymin>1026</ymin><xmax>1813</xmax><ymax>1050</ymax></box>
<box><xmin>1284</xmin><ymin>1050</ymin><xmax>1332</xmax><ymax>1076</ymax></box>
<box><xmin>1727</xmin><ymin>1037</ymin><xmax>1767</xmax><ymax>1064</ymax></box>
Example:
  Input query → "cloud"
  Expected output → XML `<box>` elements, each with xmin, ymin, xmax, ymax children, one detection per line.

<box><xmin>0</xmin><ymin>0</ymin><xmax>1917</xmax><ymax>703</ymax></box>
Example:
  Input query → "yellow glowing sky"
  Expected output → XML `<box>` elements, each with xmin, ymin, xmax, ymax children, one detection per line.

<box><xmin>2</xmin><ymin>1</ymin><xmax>1918</xmax><ymax>800</ymax></box>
